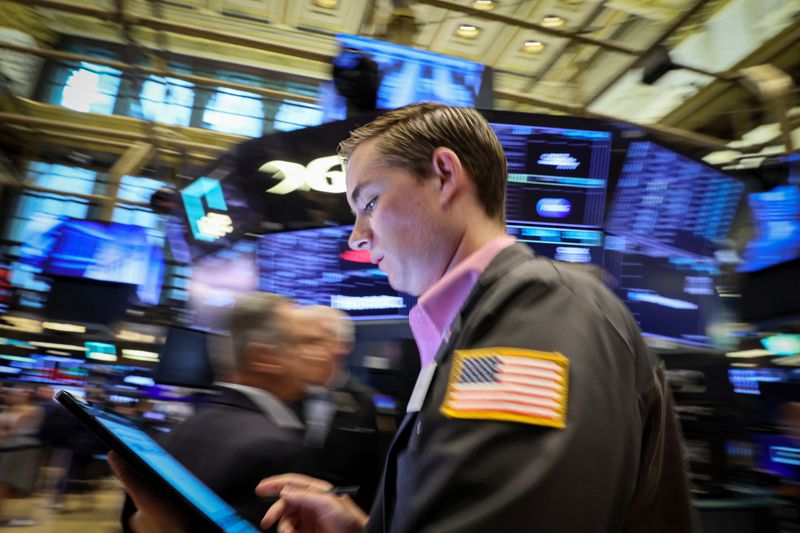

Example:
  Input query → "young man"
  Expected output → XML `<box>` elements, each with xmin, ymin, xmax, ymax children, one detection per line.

<box><xmin>257</xmin><ymin>103</ymin><xmax>696</xmax><ymax>533</ymax></box>
<box><xmin>113</xmin><ymin>103</ymin><xmax>695</xmax><ymax>532</ymax></box>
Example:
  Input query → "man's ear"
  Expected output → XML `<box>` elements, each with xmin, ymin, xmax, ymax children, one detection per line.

<box><xmin>431</xmin><ymin>147</ymin><xmax>464</xmax><ymax>206</ymax></box>
<box><xmin>245</xmin><ymin>342</ymin><xmax>286</xmax><ymax>375</ymax></box>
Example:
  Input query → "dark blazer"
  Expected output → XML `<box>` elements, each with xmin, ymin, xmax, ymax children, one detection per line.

<box><xmin>316</xmin><ymin>374</ymin><xmax>383</xmax><ymax>510</ymax></box>
<box><xmin>366</xmin><ymin>244</ymin><xmax>696</xmax><ymax>533</ymax></box>
<box><xmin>158</xmin><ymin>385</ymin><xmax>314</xmax><ymax>528</ymax></box>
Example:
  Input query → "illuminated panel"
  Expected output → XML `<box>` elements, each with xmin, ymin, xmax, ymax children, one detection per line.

<box><xmin>492</xmin><ymin>123</ymin><xmax>610</xmax><ymax>230</ymax></box>
<box><xmin>257</xmin><ymin>226</ymin><xmax>415</xmax><ymax>320</ymax></box>
<box><xmin>607</xmin><ymin>141</ymin><xmax>743</xmax><ymax>257</ymax></box>
<box><xmin>604</xmin><ymin>235</ymin><xmax>719</xmax><ymax>347</ymax></box>
<box><xmin>738</xmin><ymin>185</ymin><xmax>800</xmax><ymax>272</ymax></box>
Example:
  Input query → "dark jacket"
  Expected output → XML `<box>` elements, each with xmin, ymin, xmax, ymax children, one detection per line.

<box><xmin>366</xmin><ymin>244</ymin><xmax>696</xmax><ymax>533</ymax></box>
<box><xmin>156</xmin><ymin>385</ymin><xmax>314</xmax><ymax>528</ymax></box>
<box><xmin>316</xmin><ymin>374</ymin><xmax>383</xmax><ymax>510</ymax></box>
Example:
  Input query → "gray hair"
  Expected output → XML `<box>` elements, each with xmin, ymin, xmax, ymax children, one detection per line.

<box><xmin>304</xmin><ymin>305</ymin><xmax>355</xmax><ymax>344</ymax></box>
<box><xmin>214</xmin><ymin>292</ymin><xmax>292</xmax><ymax>376</ymax></box>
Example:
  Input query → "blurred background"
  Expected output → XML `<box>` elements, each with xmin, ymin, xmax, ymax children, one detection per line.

<box><xmin>0</xmin><ymin>0</ymin><xmax>799</xmax><ymax>531</ymax></box>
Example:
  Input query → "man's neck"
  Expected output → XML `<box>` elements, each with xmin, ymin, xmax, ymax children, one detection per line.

<box><xmin>444</xmin><ymin>219</ymin><xmax>507</xmax><ymax>276</ymax></box>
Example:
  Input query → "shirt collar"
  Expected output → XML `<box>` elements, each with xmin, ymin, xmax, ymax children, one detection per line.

<box><xmin>408</xmin><ymin>235</ymin><xmax>515</xmax><ymax>367</ymax></box>
<box><xmin>216</xmin><ymin>382</ymin><xmax>304</xmax><ymax>430</ymax></box>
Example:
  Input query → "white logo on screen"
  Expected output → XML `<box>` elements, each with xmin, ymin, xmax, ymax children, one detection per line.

<box><xmin>259</xmin><ymin>155</ymin><xmax>345</xmax><ymax>195</ymax></box>
<box><xmin>538</xmin><ymin>153</ymin><xmax>580</xmax><ymax>170</ymax></box>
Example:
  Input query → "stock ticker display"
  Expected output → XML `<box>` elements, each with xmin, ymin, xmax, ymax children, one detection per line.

<box><xmin>607</xmin><ymin>141</ymin><xmax>744</xmax><ymax>256</ymax></box>
<box><xmin>604</xmin><ymin>235</ymin><xmax>720</xmax><ymax>347</ymax></box>
<box><xmin>491</xmin><ymin>122</ymin><xmax>611</xmax><ymax>266</ymax></box>
<box><xmin>604</xmin><ymin>141</ymin><xmax>745</xmax><ymax>347</ymax></box>
<box><xmin>257</xmin><ymin>226</ymin><xmax>415</xmax><ymax>320</ymax></box>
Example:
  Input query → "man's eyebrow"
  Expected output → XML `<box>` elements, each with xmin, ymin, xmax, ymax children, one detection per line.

<box><xmin>349</xmin><ymin>180</ymin><xmax>371</xmax><ymax>208</ymax></box>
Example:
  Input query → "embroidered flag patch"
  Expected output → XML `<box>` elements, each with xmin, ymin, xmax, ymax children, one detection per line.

<box><xmin>440</xmin><ymin>348</ymin><xmax>569</xmax><ymax>429</ymax></box>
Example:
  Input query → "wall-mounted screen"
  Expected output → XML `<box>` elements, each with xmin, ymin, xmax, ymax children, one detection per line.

<box><xmin>489</xmin><ymin>120</ymin><xmax>612</xmax><ymax>267</ymax></box>
<box><xmin>331</xmin><ymin>34</ymin><xmax>493</xmax><ymax>114</ymax></box>
<box><xmin>257</xmin><ymin>226</ymin><xmax>415</xmax><ymax>320</ymax></box>
<box><xmin>17</xmin><ymin>217</ymin><xmax>164</xmax><ymax>305</ymax></box>
<box><xmin>738</xmin><ymin>184</ymin><xmax>800</xmax><ymax>272</ymax></box>
<box><xmin>606</xmin><ymin>141</ymin><xmax>743</xmax><ymax>257</ymax></box>
<box><xmin>604</xmin><ymin>235</ymin><xmax>720</xmax><ymax>347</ymax></box>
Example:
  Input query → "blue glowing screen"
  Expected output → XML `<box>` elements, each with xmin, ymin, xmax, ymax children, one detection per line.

<box><xmin>257</xmin><ymin>226</ymin><xmax>416</xmax><ymax>319</ymax></box>
<box><xmin>607</xmin><ymin>141</ymin><xmax>743</xmax><ymax>257</ymax></box>
<box><xmin>490</xmin><ymin>122</ymin><xmax>611</xmax><ymax>266</ymax></box>
<box><xmin>18</xmin><ymin>218</ymin><xmax>164</xmax><ymax>305</ymax></box>
<box><xmin>738</xmin><ymin>185</ymin><xmax>800</xmax><ymax>272</ymax></box>
<box><xmin>85</xmin><ymin>401</ymin><xmax>258</xmax><ymax>532</ymax></box>
<box><xmin>604</xmin><ymin>235</ymin><xmax>719</xmax><ymax>347</ymax></box>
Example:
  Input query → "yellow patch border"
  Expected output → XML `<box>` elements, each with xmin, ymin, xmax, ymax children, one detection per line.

<box><xmin>440</xmin><ymin>347</ymin><xmax>569</xmax><ymax>429</ymax></box>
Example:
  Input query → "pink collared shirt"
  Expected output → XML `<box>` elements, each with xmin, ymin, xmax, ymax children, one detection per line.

<box><xmin>408</xmin><ymin>235</ymin><xmax>516</xmax><ymax>367</ymax></box>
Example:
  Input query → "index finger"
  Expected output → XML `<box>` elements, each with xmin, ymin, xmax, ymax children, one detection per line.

<box><xmin>256</xmin><ymin>474</ymin><xmax>333</xmax><ymax>497</ymax></box>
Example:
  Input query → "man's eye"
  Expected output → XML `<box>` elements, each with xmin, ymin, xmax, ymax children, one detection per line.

<box><xmin>365</xmin><ymin>198</ymin><xmax>377</xmax><ymax>213</ymax></box>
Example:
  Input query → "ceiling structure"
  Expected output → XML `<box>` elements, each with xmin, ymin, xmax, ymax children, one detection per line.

<box><xmin>0</xmin><ymin>0</ymin><xmax>798</xmax><ymax>172</ymax></box>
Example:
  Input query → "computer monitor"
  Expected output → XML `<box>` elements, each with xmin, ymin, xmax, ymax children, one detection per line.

<box><xmin>155</xmin><ymin>326</ymin><xmax>215</xmax><ymax>389</ymax></box>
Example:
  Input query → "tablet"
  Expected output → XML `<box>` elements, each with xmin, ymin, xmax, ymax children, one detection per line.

<box><xmin>55</xmin><ymin>390</ymin><xmax>259</xmax><ymax>533</ymax></box>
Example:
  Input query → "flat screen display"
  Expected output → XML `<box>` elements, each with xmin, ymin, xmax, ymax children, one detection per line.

<box><xmin>334</xmin><ymin>34</ymin><xmax>492</xmax><ymax>112</ymax></box>
<box><xmin>604</xmin><ymin>235</ymin><xmax>720</xmax><ymax>347</ymax></box>
<box><xmin>489</xmin><ymin>121</ymin><xmax>612</xmax><ymax>267</ymax></box>
<box><xmin>257</xmin><ymin>226</ymin><xmax>415</xmax><ymax>320</ymax></box>
<box><xmin>606</xmin><ymin>141</ymin><xmax>744</xmax><ymax>257</ymax></box>
<box><xmin>155</xmin><ymin>326</ymin><xmax>214</xmax><ymax>388</ymax></box>
<box><xmin>17</xmin><ymin>217</ymin><xmax>164</xmax><ymax>305</ymax></box>
<box><xmin>738</xmin><ymin>184</ymin><xmax>800</xmax><ymax>272</ymax></box>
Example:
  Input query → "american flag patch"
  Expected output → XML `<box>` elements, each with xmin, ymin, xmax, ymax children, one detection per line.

<box><xmin>440</xmin><ymin>348</ymin><xmax>569</xmax><ymax>429</ymax></box>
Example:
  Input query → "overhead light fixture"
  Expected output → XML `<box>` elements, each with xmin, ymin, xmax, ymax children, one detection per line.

<box><xmin>116</xmin><ymin>329</ymin><xmax>158</xmax><ymax>343</ymax></box>
<box><xmin>314</xmin><ymin>0</ymin><xmax>338</xmax><ymax>8</ymax></box>
<box><xmin>730</xmin><ymin>363</ymin><xmax>758</xmax><ymax>368</ymax></box>
<box><xmin>30</xmin><ymin>342</ymin><xmax>87</xmax><ymax>351</ymax></box>
<box><xmin>456</xmin><ymin>24</ymin><xmax>481</xmax><ymax>39</ymax></box>
<box><xmin>725</xmin><ymin>349</ymin><xmax>773</xmax><ymax>358</ymax></box>
<box><xmin>0</xmin><ymin>354</ymin><xmax>36</xmax><ymax>364</ymax></box>
<box><xmin>472</xmin><ymin>0</ymin><xmax>496</xmax><ymax>10</ymax></box>
<box><xmin>541</xmin><ymin>15</ymin><xmax>565</xmax><ymax>28</ymax></box>
<box><xmin>521</xmin><ymin>40</ymin><xmax>545</xmax><ymax>54</ymax></box>
<box><xmin>42</xmin><ymin>322</ymin><xmax>86</xmax><ymax>333</ymax></box>
<box><xmin>1</xmin><ymin>317</ymin><xmax>42</xmax><ymax>333</ymax></box>
<box><xmin>122</xmin><ymin>349</ymin><xmax>160</xmax><ymax>361</ymax></box>
<box><xmin>47</xmin><ymin>350</ymin><xmax>73</xmax><ymax>357</ymax></box>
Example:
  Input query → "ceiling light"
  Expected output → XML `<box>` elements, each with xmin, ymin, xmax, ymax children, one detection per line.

<box><xmin>472</xmin><ymin>0</ymin><xmax>496</xmax><ymax>10</ymax></box>
<box><xmin>730</xmin><ymin>363</ymin><xmax>757</xmax><ymax>368</ymax></box>
<box><xmin>521</xmin><ymin>40</ymin><xmax>545</xmax><ymax>54</ymax></box>
<box><xmin>87</xmin><ymin>352</ymin><xmax>118</xmax><ymax>362</ymax></box>
<box><xmin>122</xmin><ymin>349</ymin><xmax>160</xmax><ymax>360</ymax></box>
<box><xmin>313</xmin><ymin>0</ymin><xmax>337</xmax><ymax>8</ymax></box>
<box><xmin>116</xmin><ymin>329</ymin><xmax>158</xmax><ymax>343</ymax></box>
<box><xmin>456</xmin><ymin>24</ymin><xmax>481</xmax><ymax>39</ymax></box>
<box><xmin>541</xmin><ymin>15</ymin><xmax>565</xmax><ymax>28</ymax></box>
<box><xmin>725</xmin><ymin>349</ymin><xmax>773</xmax><ymax>358</ymax></box>
<box><xmin>30</xmin><ymin>342</ymin><xmax>87</xmax><ymax>351</ymax></box>
<box><xmin>42</xmin><ymin>322</ymin><xmax>86</xmax><ymax>333</ymax></box>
